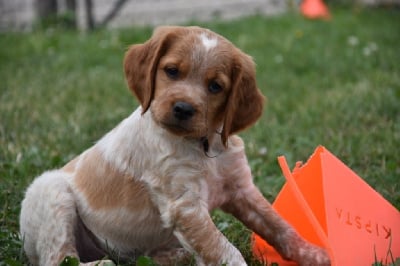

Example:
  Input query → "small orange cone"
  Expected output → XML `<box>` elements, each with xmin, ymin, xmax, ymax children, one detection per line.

<box><xmin>300</xmin><ymin>0</ymin><xmax>331</xmax><ymax>20</ymax></box>
<box><xmin>252</xmin><ymin>146</ymin><xmax>400</xmax><ymax>265</ymax></box>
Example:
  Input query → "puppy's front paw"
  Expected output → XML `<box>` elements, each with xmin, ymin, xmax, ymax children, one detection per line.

<box><xmin>296</xmin><ymin>244</ymin><xmax>330</xmax><ymax>266</ymax></box>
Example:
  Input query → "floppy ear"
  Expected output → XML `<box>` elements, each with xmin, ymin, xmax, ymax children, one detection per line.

<box><xmin>221</xmin><ymin>52</ymin><xmax>265</xmax><ymax>145</ymax></box>
<box><xmin>124</xmin><ymin>26</ymin><xmax>178</xmax><ymax>113</ymax></box>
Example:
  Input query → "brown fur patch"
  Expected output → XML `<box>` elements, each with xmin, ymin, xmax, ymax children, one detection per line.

<box><xmin>73</xmin><ymin>148</ymin><xmax>152</xmax><ymax>211</ymax></box>
<box><xmin>62</xmin><ymin>156</ymin><xmax>80</xmax><ymax>173</ymax></box>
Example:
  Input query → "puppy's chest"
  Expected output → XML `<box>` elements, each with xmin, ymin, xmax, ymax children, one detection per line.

<box><xmin>143</xmin><ymin>162</ymin><xmax>209</xmax><ymax>202</ymax></box>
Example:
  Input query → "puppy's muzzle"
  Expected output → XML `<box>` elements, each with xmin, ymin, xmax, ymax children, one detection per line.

<box><xmin>173</xmin><ymin>101</ymin><xmax>196</xmax><ymax>121</ymax></box>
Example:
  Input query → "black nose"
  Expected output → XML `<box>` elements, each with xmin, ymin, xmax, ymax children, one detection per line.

<box><xmin>173</xmin><ymin>101</ymin><xmax>195</xmax><ymax>121</ymax></box>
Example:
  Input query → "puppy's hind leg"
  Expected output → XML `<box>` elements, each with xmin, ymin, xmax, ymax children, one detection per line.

<box><xmin>20</xmin><ymin>170</ymin><xmax>80</xmax><ymax>266</ymax></box>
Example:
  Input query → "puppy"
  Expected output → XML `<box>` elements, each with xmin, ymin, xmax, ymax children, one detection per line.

<box><xmin>20</xmin><ymin>26</ymin><xmax>330</xmax><ymax>266</ymax></box>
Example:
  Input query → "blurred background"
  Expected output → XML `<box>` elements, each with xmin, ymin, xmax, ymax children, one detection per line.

<box><xmin>1</xmin><ymin>0</ymin><xmax>399</xmax><ymax>32</ymax></box>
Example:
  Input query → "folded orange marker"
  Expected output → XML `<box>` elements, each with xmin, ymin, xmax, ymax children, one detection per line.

<box><xmin>252</xmin><ymin>146</ymin><xmax>400</xmax><ymax>265</ymax></box>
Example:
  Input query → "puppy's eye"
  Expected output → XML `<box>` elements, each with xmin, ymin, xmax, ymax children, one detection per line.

<box><xmin>165</xmin><ymin>67</ymin><xmax>179</xmax><ymax>79</ymax></box>
<box><xmin>208</xmin><ymin>81</ymin><xmax>223</xmax><ymax>94</ymax></box>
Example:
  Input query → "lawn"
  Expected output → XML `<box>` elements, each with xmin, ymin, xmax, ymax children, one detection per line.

<box><xmin>0</xmin><ymin>6</ymin><xmax>399</xmax><ymax>266</ymax></box>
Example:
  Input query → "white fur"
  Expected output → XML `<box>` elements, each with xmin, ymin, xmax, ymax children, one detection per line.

<box><xmin>20</xmin><ymin>171</ymin><xmax>78</xmax><ymax>265</ymax></box>
<box><xmin>199</xmin><ymin>33</ymin><xmax>218</xmax><ymax>52</ymax></box>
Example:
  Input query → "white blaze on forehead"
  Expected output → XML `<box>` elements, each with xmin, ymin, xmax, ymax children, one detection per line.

<box><xmin>199</xmin><ymin>33</ymin><xmax>218</xmax><ymax>51</ymax></box>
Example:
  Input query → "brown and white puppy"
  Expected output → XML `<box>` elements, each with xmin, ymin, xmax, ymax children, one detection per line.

<box><xmin>20</xmin><ymin>26</ymin><xmax>330</xmax><ymax>266</ymax></box>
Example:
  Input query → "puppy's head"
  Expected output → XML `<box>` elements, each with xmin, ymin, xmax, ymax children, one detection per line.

<box><xmin>124</xmin><ymin>26</ymin><xmax>264</xmax><ymax>146</ymax></box>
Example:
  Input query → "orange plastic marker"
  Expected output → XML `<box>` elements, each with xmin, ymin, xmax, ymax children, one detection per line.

<box><xmin>252</xmin><ymin>146</ymin><xmax>400</xmax><ymax>265</ymax></box>
<box><xmin>300</xmin><ymin>0</ymin><xmax>331</xmax><ymax>20</ymax></box>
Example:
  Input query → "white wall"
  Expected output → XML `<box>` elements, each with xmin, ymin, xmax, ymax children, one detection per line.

<box><xmin>0</xmin><ymin>0</ymin><xmax>286</xmax><ymax>31</ymax></box>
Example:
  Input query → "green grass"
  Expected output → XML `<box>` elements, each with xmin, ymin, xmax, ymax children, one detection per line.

<box><xmin>1</xmin><ymin>6</ymin><xmax>399</xmax><ymax>266</ymax></box>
